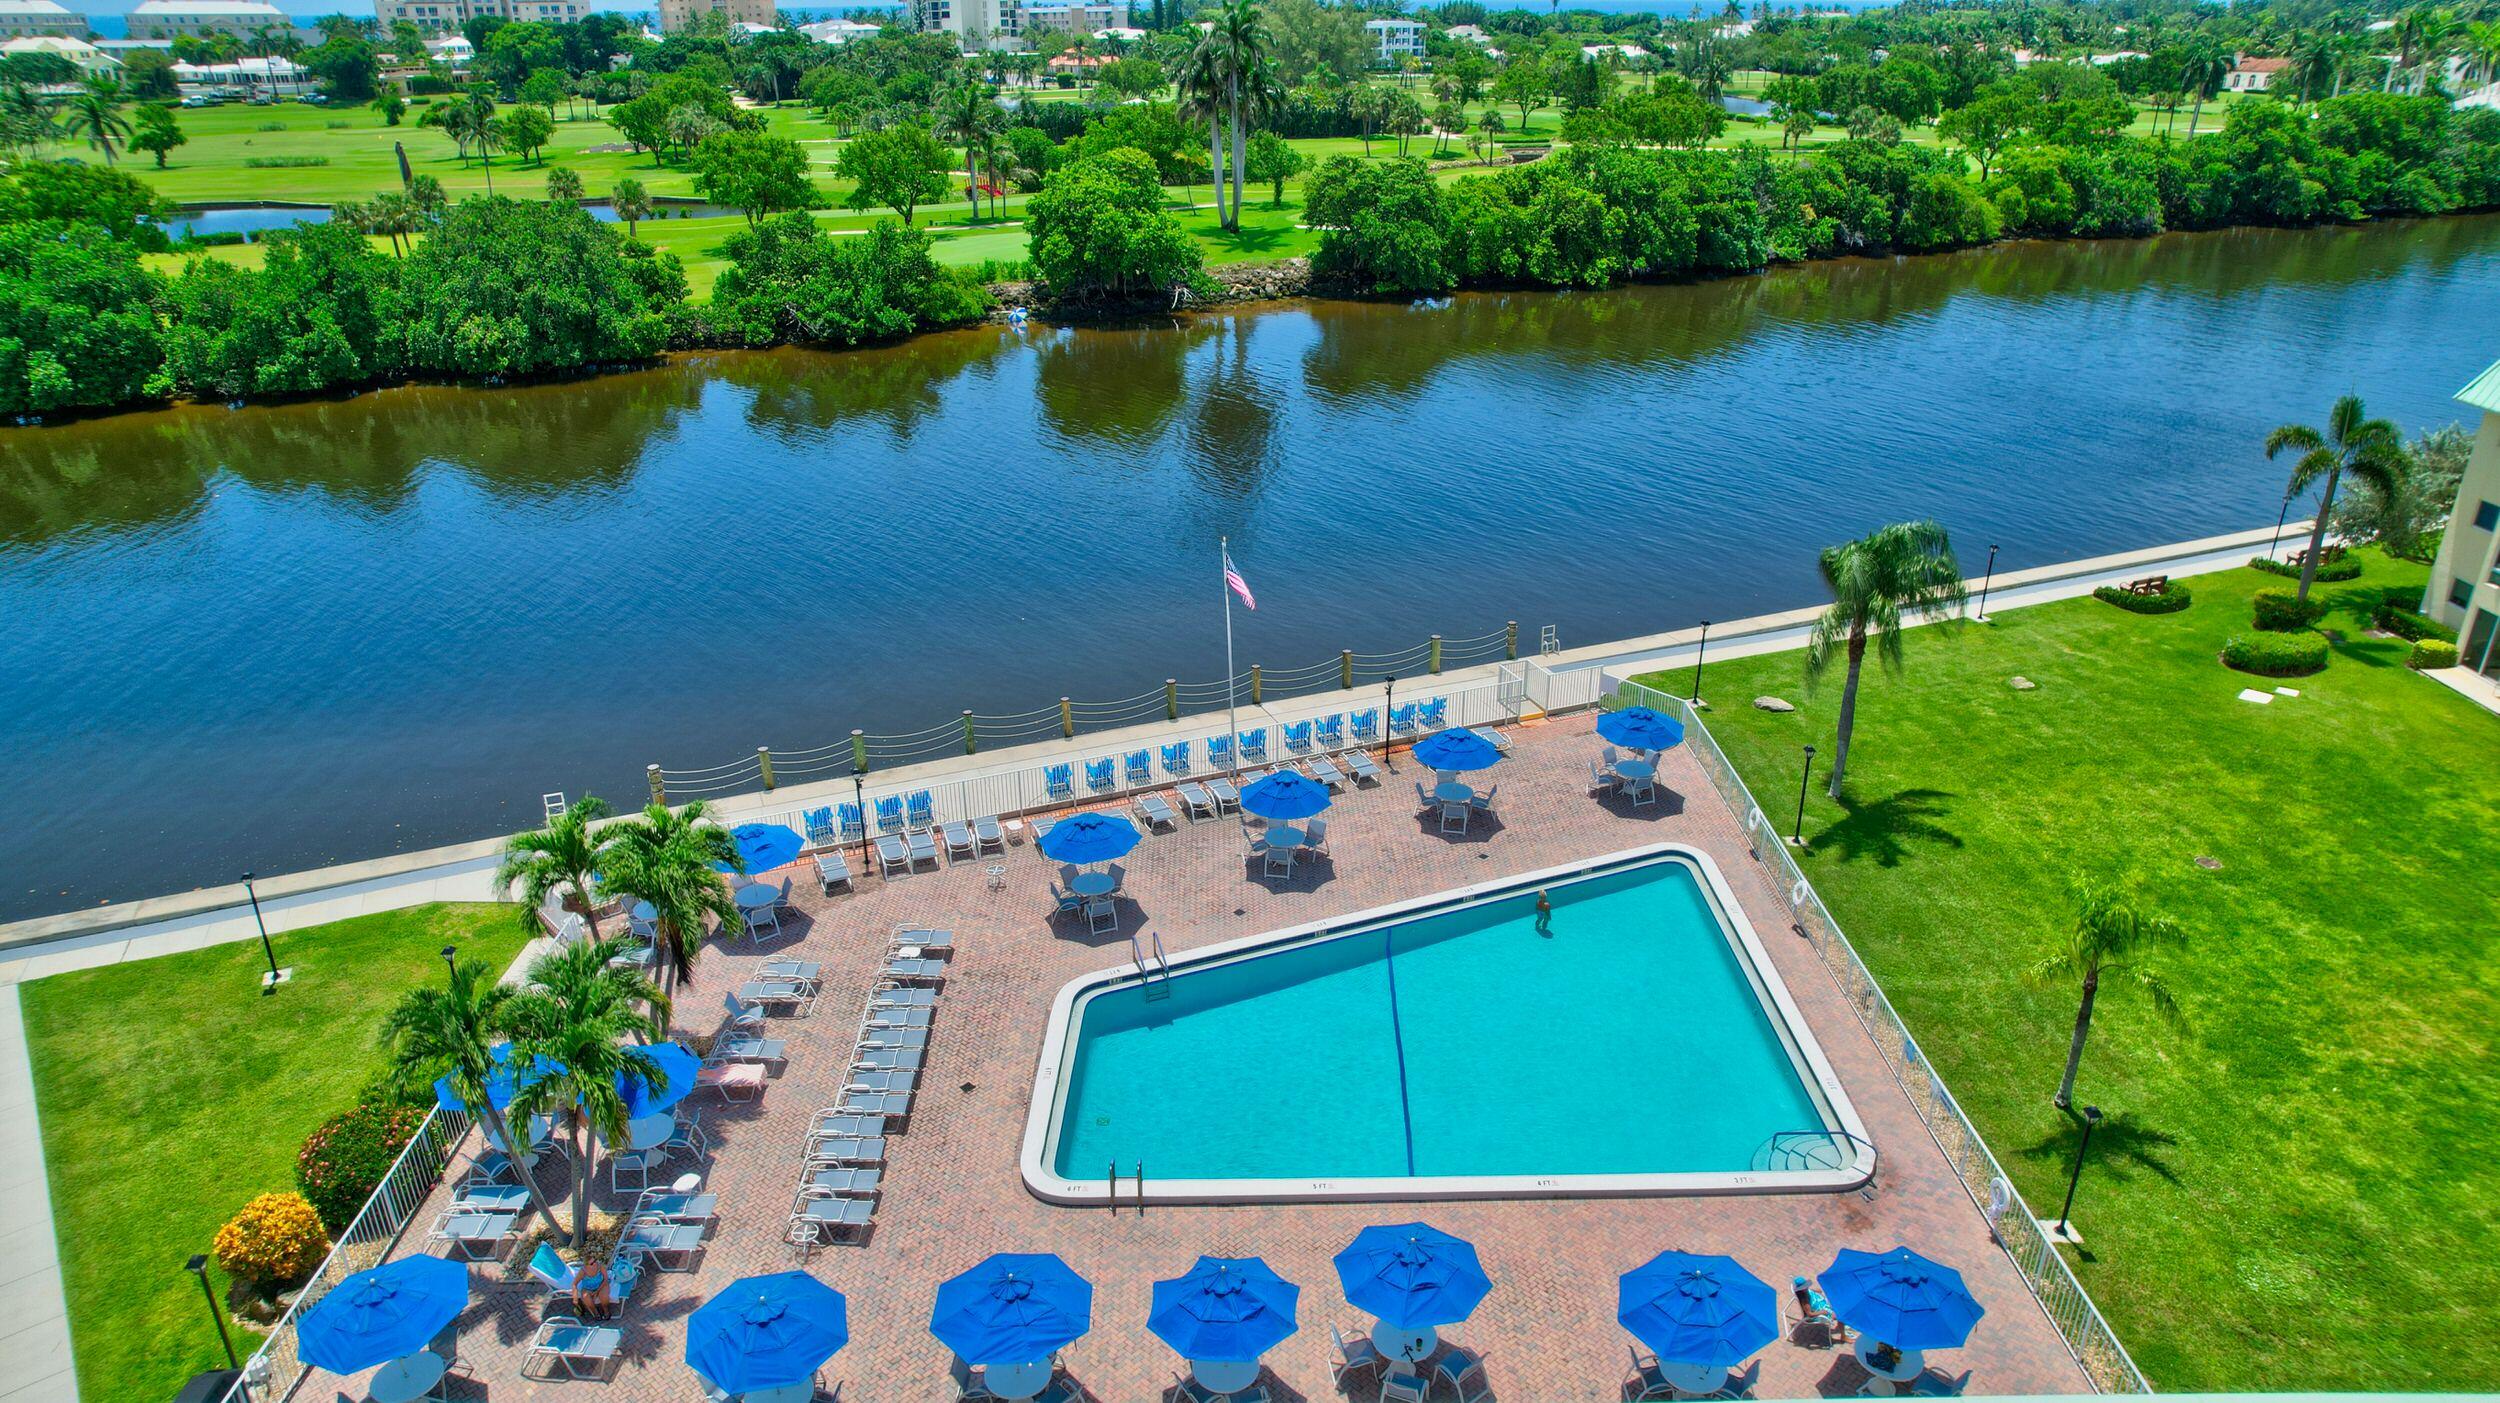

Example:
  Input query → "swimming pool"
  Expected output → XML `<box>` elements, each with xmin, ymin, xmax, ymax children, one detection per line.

<box><xmin>1021</xmin><ymin>844</ymin><xmax>1873</xmax><ymax>1203</ymax></box>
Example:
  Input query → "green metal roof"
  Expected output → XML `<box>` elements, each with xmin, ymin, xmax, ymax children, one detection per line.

<box><xmin>2459</xmin><ymin>358</ymin><xmax>2500</xmax><ymax>415</ymax></box>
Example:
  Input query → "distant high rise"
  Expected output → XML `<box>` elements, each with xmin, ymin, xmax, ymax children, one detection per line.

<box><xmin>373</xmin><ymin>0</ymin><xmax>592</xmax><ymax>33</ymax></box>
<box><xmin>125</xmin><ymin>0</ymin><xmax>288</xmax><ymax>38</ymax></box>
<box><xmin>656</xmin><ymin>0</ymin><xmax>774</xmax><ymax>32</ymax></box>
<box><xmin>0</xmin><ymin>0</ymin><xmax>84</xmax><ymax>39</ymax></box>
<box><xmin>913</xmin><ymin>0</ymin><xmax>1016</xmax><ymax>49</ymax></box>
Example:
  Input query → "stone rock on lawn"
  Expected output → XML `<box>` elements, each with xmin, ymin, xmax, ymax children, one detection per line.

<box><xmin>1753</xmin><ymin>696</ymin><xmax>1795</xmax><ymax>712</ymax></box>
<box><xmin>2009</xmin><ymin>676</ymin><xmax>2037</xmax><ymax>690</ymax></box>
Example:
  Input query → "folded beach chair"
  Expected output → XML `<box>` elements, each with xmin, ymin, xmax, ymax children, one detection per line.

<box><xmin>906</xmin><ymin>790</ymin><xmax>935</xmax><ymax>829</ymax></box>
<box><xmin>1317</xmin><ymin>713</ymin><xmax>1345</xmax><ymax>749</ymax></box>
<box><xmin>1086</xmin><ymin>758</ymin><xmax>1118</xmax><ymax>793</ymax></box>
<box><xmin>1388</xmin><ymin>703</ymin><xmax>1419</xmax><ymax>737</ymax></box>
<box><xmin>1349</xmin><ymin>708</ymin><xmax>1380</xmax><ymax>744</ymax></box>
<box><xmin>1161</xmin><ymin>742</ymin><xmax>1191</xmax><ymax>776</ymax></box>
<box><xmin>1044</xmin><ymin>762</ymin><xmax>1075</xmax><ymax>801</ymax></box>
<box><xmin>1124</xmin><ymin>750</ymin><xmax>1153</xmax><ymax>786</ymax></box>
<box><xmin>1283</xmin><ymin>720</ymin><xmax>1313</xmax><ymax>753</ymax></box>
<box><xmin>1416</xmin><ymin>698</ymin><xmax>1447</xmax><ymax>730</ymax></box>
<box><xmin>1135</xmin><ymin>791</ymin><xmax>1179</xmax><ymax>830</ymax></box>
<box><xmin>836</xmin><ymin>802</ymin><xmax>866</xmax><ymax>842</ymax></box>
<box><xmin>802</xmin><ymin>806</ymin><xmax>838</xmax><ymax>850</ymax></box>
<box><xmin>1206</xmin><ymin>734</ymin><xmax>1234</xmax><ymax>769</ymax></box>
<box><xmin>1238</xmin><ymin>728</ymin><xmax>1268</xmax><ymax>761</ymax></box>
<box><xmin>874</xmin><ymin>795</ymin><xmax>906</xmax><ymax>834</ymax></box>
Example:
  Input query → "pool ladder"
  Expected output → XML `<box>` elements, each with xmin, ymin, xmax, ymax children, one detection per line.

<box><xmin>1129</xmin><ymin>930</ymin><xmax>1172</xmax><ymax>1000</ymax></box>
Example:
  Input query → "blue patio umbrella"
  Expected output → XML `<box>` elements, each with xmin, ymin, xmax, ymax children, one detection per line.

<box><xmin>1409</xmin><ymin>727</ymin><xmax>1503</xmax><ymax>775</ymax></box>
<box><xmin>1237</xmin><ymin>770</ymin><xmax>1332</xmax><ymax>822</ymax></box>
<box><xmin>431</xmin><ymin>1041</ymin><xmax>561</xmax><ymax>1115</ymax></box>
<box><xmin>1817</xmin><ymin>1248</ymin><xmax>1985</xmax><ymax>1350</ymax></box>
<box><xmin>1332</xmin><ymin>1223</ymin><xmax>1492</xmax><ymax>1330</ymax></box>
<box><xmin>1148</xmin><ymin>1257</ymin><xmax>1301</xmax><ymax>1363</ymax></box>
<box><xmin>297</xmin><ymin>1255</ymin><xmax>470</xmax><ymax>1375</ymax></box>
<box><xmin>716</xmin><ymin>822</ymin><xmax>805</xmax><ymax>874</ymax></box>
<box><xmin>617</xmin><ymin>1040</ymin><xmax>703</xmax><ymax>1120</ymax></box>
<box><xmin>1596</xmin><ymin>706</ymin><xmax>1687</xmax><ymax>754</ymax></box>
<box><xmin>686</xmin><ymin>1272</ymin><xmax>851</xmax><ymax>1394</ymax></box>
<box><xmin>1617</xmin><ymin>1252</ymin><xmax>1779</xmax><ymax>1367</ymax></box>
<box><xmin>930</xmin><ymin>1253</ymin><xmax>1095</xmax><ymax>1364</ymax></box>
<box><xmin>1036</xmin><ymin>812</ymin><xmax>1142</xmax><ymax>865</ymax></box>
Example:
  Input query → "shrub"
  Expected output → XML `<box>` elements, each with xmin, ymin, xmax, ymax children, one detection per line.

<box><xmin>2249</xmin><ymin>553</ymin><xmax>2362</xmax><ymax>582</ymax></box>
<box><xmin>2410</xmin><ymin>638</ymin><xmax>2460</xmax><ymax>670</ymax></box>
<box><xmin>296</xmin><ymin>1102</ymin><xmax>425</xmax><ymax>1231</ymax></box>
<box><xmin>2374</xmin><ymin>601</ymin><xmax>2456</xmax><ymax>643</ymax></box>
<box><xmin>2252</xmin><ymin>588</ymin><xmax>2327</xmax><ymax>632</ymax></box>
<box><xmin>243</xmin><ymin>155</ymin><xmax>330</xmax><ymax>168</ymax></box>
<box><xmin>2222</xmin><ymin>631</ymin><xmax>2330</xmax><ymax>676</ymax></box>
<box><xmin>2092</xmin><ymin>581</ymin><xmax>2192</xmax><ymax>614</ymax></box>
<box><xmin>212</xmin><ymin>1192</ymin><xmax>331</xmax><ymax>1287</ymax></box>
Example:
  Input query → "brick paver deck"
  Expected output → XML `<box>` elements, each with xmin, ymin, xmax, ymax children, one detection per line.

<box><xmin>306</xmin><ymin>717</ymin><xmax>2095</xmax><ymax>1403</ymax></box>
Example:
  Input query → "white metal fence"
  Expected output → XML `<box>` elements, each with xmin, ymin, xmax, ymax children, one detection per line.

<box><xmin>1599</xmin><ymin>675</ymin><xmax>2151</xmax><ymax>1395</ymax></box>
<box><xmin>219</xmin><ymin>1106</ymin><xmax>473</xmax><ymax>1403</ymax></box>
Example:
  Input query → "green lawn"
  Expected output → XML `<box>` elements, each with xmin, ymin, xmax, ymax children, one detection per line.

<box><xmin>1634</xmin><ymin>552</ymin><xmax>2500</xmax><ymax>1391</ymax></box>
<box><xmin>21</xmin><ymin>904</ymin><xmax>531</xmax><ymax>1402</ymax></box>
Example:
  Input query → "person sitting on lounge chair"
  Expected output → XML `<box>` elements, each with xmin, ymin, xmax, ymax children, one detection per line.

<box><xmin>1793</xmin><ymin>1276</ymin><xmax>1850</xmax><ymax>1341</ymax></box>
<box><xmin>574</xmin><ymin>1258</ymin><xmax>618</xmax><ymax>1320</ymax></box>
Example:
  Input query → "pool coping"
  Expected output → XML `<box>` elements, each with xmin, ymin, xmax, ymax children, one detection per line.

<box><xmin>1019</xmin><ymin>841</ymin><xmax>1877</xmax><ymax>1204</ymax></box>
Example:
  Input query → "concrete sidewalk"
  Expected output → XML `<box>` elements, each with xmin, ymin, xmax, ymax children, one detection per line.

<box><xmin>0</xmin><ymin>988</ymin><xmax>74</xmax><ymax>1403</ymax></box>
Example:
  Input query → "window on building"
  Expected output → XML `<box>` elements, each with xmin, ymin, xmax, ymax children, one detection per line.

<box><xmin>2457</xmin><ymin>579</ymin><xmax>2477</xmax><ymax>607</ymax></box>
<box><xmin>2477</xmin><ymin>500</ymin><xmax>2500</xmax><ymax>532</ymax></box>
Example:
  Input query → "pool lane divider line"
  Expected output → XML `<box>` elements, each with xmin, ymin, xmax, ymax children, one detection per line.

<box><xmin>1380</xmin><ymin>928</ymin><xmax>1418</xmax><ymax>1176</ymax></box>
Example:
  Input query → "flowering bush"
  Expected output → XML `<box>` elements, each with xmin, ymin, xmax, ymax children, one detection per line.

<box><xmin>212</xmin><ymin>1192</ymin><xmax>330</xmax><ymax>1287</ymax></box>
<box><xmin>297</xmin><ymin>1102</ymin><xmax>424</xmax><ymax>1231</ymax></box>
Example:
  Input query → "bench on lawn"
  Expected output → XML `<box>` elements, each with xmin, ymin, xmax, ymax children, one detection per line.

<box><xmin>2124</xmin><ymin>575</ymin><xmax>2170</xmax><ymax>596</ymax></box>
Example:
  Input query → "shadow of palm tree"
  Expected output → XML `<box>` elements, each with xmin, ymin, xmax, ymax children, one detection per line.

<box><xmin>1806</xmin><ymin>789</ymin><xmax>1964</xmax><ymax>868</ymax></box>
<box><xmin>2012</xmin><ymin>1108</ymin><xmax>2182</xmax><ymax>1187</ymax></box>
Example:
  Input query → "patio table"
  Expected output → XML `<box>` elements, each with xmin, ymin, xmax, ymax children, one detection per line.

<box><xmin>1433</xmin><ymin>781</ymin><xmax>1475</xmax><ymax>805</ymax></box>
<box><xmin>1371</xmin><ymin>1320</ymin><xmax>1437</xmax><ymax>1365</ymax></box>
<box><xmin>738</xmin><ymin>1381</ymin><xmax>815</xmax><ymax>1403</ymax></box>
<box><xmin>626</xmin><ymin>1112</ymin><xmax>674</xmax><ymax>1152</ymax></box>
<box><xmin>1071</xmin><ymin>871</ymin><xmax>1116</xmax><ymax>898</ymax></box>
<box><xmin>733</xmin><ymin>884</ymin><xmax>778</xmax><ymax>914</ymax></box>
<box><xmin>1191</xmin><ymin>1359</ymin><xmax>1260</xmax><ymax>1394</ymax></box>
<box><xmin>366</xmin><ymin>1349</ymin><xmax>447</xmax><ymax>1403</ymax></box>
<box><xmin>1855</xmin><ymin>1338</ymin><xmax>1927</xmax><ymax>1394</ymax></box>
<box><xmin>1614</xmin><ymin>758</ymin><xmax>1657</xmax><ymax>781</ymax></box>
<box><xmin>1657</xmin><ymin>1359</ymin><xmax>1723</xmax><ymax>1396</ymax></box>
<box><xmin>984</xmin><ymin>1358</ymin><xmax>1053</xmax><ymax>1400</ymax></box>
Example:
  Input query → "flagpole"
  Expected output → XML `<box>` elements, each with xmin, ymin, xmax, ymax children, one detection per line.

<box><xmin>1221</xmin><ymin>535</ymin><xmax>1240</xmax><ymax>779</ymax></box>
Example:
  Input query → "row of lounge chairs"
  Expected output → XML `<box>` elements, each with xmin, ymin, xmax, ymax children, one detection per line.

<box><xmin>789</xmin><ymin>926</ymin><xmax>954</xmax><ymax>1254</ymax></box>
<box><xmin>1041</xmin><ymin>699</ymin><xmax>1451</xmax><ymax>801</ymax></box>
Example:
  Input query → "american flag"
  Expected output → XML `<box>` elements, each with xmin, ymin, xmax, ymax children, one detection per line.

<box><xmin>1223</xmin><ymin>550</ymin><xmax>1257</xmax><ymax>611</ymax></box>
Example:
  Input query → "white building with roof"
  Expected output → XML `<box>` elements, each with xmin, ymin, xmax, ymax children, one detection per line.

<box><xmin>0</xmin><ymin>0</ymin><xmax>82</xmax><ymax>38</ymax></box>
<box><xmin>126</xmin><ymin>0</ymin><xmax>290</xmax><ymax>36</ymax></box>
<box><xmin>1364</xmin><ymin>15</ymin><xmax>1420</xmax><ymax>66</ymax></box>
<box><xmin>0</xmin><ymin>32</ymin><xmax>112</xmax><ymax>71</ymax></box>
<box><xmin>376</xmin><ymin>0</ymin><xmax>589</xmax><ymax>33</ymax></box>
<box><xmin>1092</xmin><ymin>23</ymin><xmax>1140</xmax><ymax>41</ymax></box>
<box><xmin>2425</xmin><ymin>358</ymin><xmax>2500</xmax><ymax>673</ymax></box>
<box><xmin>799</xmin><ymin>15</ymin><xmax>878</xmax><ymax>40</ymax></box>
<box><xmin>1020</xmin><ymin>0</ymin><xmax>1116</xmax><ymax>33</ymax></box>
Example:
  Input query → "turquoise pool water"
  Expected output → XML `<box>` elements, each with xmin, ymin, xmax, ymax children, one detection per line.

<box><xmin>1048</xmin><ymin>856</ymin><xmax>1834</xmax><ymax>1183</ymax></box>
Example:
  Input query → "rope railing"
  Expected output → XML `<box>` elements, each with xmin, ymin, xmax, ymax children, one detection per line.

<box><xmin>632</xmin><ymin>624</ymin><xmax>1531</xmax><ymax>801</ymax></box>
<box><xmin>1598</xmin><ymin>674</ymin><xmax>2152</xmax><ymax>1396</ymax></box>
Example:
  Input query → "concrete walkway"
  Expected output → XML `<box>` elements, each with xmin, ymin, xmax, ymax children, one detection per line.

<box><xmin>0</xmin><ymin>988</ymin><xmax>74</xmax><ymax>1403</ymax></box>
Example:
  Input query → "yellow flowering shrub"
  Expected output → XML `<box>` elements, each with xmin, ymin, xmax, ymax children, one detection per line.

<box><xmin>212</xmin><ymin>1191</ymin><xmax>331</xmax><ymax>1285</ymax></box>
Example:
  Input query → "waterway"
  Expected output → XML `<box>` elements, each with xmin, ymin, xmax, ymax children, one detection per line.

<box><xmin>3</xmin><ymin>213</ymin><xmax>2495</xmax><ymax>920</ymax></box>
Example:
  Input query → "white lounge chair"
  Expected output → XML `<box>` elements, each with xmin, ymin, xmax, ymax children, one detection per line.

<box><xmin>1135</xmin><ymin>791</ymin><xmax>1179</xmax><ymax>830</ymax></box>
<box><xmin>875</xmin><ymin>833</ymin><xmax>911</xmax><ymax>877</ymax></box>
<box><xmin>942</xmin><ymin>821</ymin><xmax>978</xmax><ymax>861</ymax></box>
<box><xmin>525</xmin><ymin>1317</ymin><xmax>624</xmax><ymax>1380</ymax></box>
<box><xmin>790</xmin><ymin>1194</ymin><xmax>874</xmax><ymax>1254</ymax></box>
<box><xmin>813</xmin><ymin>851</ymin><xmax>852</xmax><ymax>895</ymax></box>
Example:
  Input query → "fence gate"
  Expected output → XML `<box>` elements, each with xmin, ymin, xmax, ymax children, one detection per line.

<box><xmin>1496</xmin><ymin>662</ymin><xmax>1527</xmax><ymax>721</ymax></box>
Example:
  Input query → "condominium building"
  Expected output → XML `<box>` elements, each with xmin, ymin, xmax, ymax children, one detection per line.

<box><xmin>2425</xmin><ymin>357</ymin><xmax>2500</xmax><ymax>675</ymax></box>
<box><xmin>373</xmin><ymin>0</ymin><xmax>587</xmax><ymax>32</ymax></box>
<box><xmin>0</xmin><ymin>33</ymin><xmax>114</xmax><ymax>71</ymax></box>
<box><xmin>0</xmin><ymin>0</ymin><xmax>83</xmax><ymax>39</ymax></box>
<box><xmin>656</xmin><ymin>0</ymin><xmax>773</xmax><ymax>31</ymax></box>
<box><xmin>124</xmin><ymin>0</ymin><xmax>288</xmax><ymax>38</ymax></box>
<box><xmin>914</xmin><ymin>0</ymin><xmax>1017</xmax><ymax>48</ymax></box>
<box><xmin>1020</xmin><ymin>0</ymin><xmax>1117</xmax><ymax>33</ymax></box>
<box><xmin>798</xmin><ymin>15</ymin><xmax>878</xmax><ymax>41</ymax></box>
<box><xmin>1364</xmin><ymin>16</ymin><xmax>1420</xmax><ymax>66</ymax></box>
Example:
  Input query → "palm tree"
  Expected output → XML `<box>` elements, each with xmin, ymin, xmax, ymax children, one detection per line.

<box><xmin>595</xmin><ymin>800</ymin><xmax>744</xmax><ymax>996</ymax></box>
<box><xmin>612</xmin><ymin>175</ymin><xmax>653</xmax><ymax>238</ymax></box>
<box><xmin>2180</xmin><ymin>40</ymin><xmax>2229</xmax><ymax>137</ymax></box>
<box><xmin>2026</xmin><ymin>878</ymin><xmax>2188</xmax><ymax>1109</ymax></box>
<box><xmin>1208</xmin><ymin>0</ymin><xmax>1276</xmax><ymax>230</ymax></box>
<box><xmin>1803</xmin><ymin>521</ymin><xmax>1968</xmax><ymax>800</ymax></box>
<box><xmin>2463</xmin><ymin>19</ymin><xmax>2500</xmax><ymax>89</ymax></box>
<box><xmin>1175</xmin><ymin>40</ymin><xmax>1227</xmax><ymax>214</ymax></box>
<box><xmin>496</xmin><ymin>797</ymin><xmax>612</xmax><ymax>940</ymax></box>
<box><xmin>59</xmin><ymin>77</ymin><xmax>130</xmax><ymax>165</ymax></box>
<box><xmin>2392</xmin><ymin>5</ymin><xmax>2455</xmax><ymax>92</ymax></box>
<box><xmin>503</xmin><ymin>938</ymin><xmax>668</xmax><ymax>1250</ymax></box>
<box><xmin>379</xmin><ymin>954</ymin><xmax>570</xmax><ymax>1243</ymax></box>
<box><xmin>2285</xmin><ymin>31</ymin><xmax>2339</xmax><ymax>105</ymax></box>
<box><xmin>974</xmin><ymin>125</ymin><xmax>1014</xmax><ymax>220</ymax></box>
<box><xmin>2265</xmin><ymin>395</ymin><xmax>2406</xmax><ymax>604</ymax></box>
<box><xmin>936</xmin><ymin>81</ymin><xmax>999</xmax><ymax>211</ymax></box>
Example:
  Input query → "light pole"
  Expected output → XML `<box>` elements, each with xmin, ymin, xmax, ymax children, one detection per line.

<box><xmin>1974</xmin><ymin>545</ymin><xmax>1999</xmax><ymax>624</ymax></box>
<box><xmin>1788</xmin><ymin>745</ymin><xmax>1815</xmax><ymax>848</ymax></box>
<box><xmin>1689</xmin><ymin>620</ymin><xmax>1711</xmax><ymax>709</ymax></box>
<box><xmin>1381</xmin><ymin>676</ymin><xmax>1397</xmax><ymax>774</ymax></box>
<box><xmin>2045</xmin><ymin>1105</ymin><xmax>2104</xmax><ymax>1244</ymax></box>
<box><xmin>187</xmin><ymin>1254</ymin><xmax>239</xmax><ymax>1370</ymax></box>
<box><xmin>242</xmin><ymin>872</ymin><xmax>286</xmax><ymax>993</ymax></box>
<box><xmin>851</xmin><ymin>767</ymin><xmax>870</xmax><ymax>878</ymax></box>
<box><xmin>441</xmin><ymin>944</ymin><xmax>458</xmax><ymax>983</ymax></box>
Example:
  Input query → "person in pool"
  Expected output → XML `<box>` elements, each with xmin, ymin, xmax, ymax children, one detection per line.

<box><xmin>1793</xmin><ymin>1275</ymin><xmax>1851</xmax><ymax>1341</ymax></box>
<box><xmin>1534</xmin><ymin>889</ymin><xmax>1553</xmax><ymax>934</ymax></box>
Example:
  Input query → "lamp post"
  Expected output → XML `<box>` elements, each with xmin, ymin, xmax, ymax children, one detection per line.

<box><xmin>441</xmin><ymin>944</ymin><xmax>458</xmax><ymax>982</ymax></box>
<box><xmin>1380</xmin><ymin>675</ymin><xmax>1398</xmax><ymax>773</ymax></box>
<box><xmin>1788</xmin><ymin>745</ymin><xmax>1815</xmax><ymax>848</ymax></box>
<box><xmin>187</xmin><ymin>1254</ymin><xmax>239</xmax><ymax>1370</ymax></box>
<box><xmin>1689</xmin><ymin>620</ymin><xmax>1711</xmax><ymax>709</ymax></box>
<box><xmin>242</xmin><ymin>872</ymin><xmax>285</xmax><ymax>993</ymax></box>
<box><xmin>2045</xmin><ymin>1105</ymin><xmax>2104</xmax><ymax>1244</ymax></box>
<box><xmin>1974</xmin><ymin>545</ymin><xmax>1999</xmax><ymax>624</ymax></box>
<box><xmin>851</xmin><ymin>767</ymin><xmax>870</xmax><ymax>877</ymax></box>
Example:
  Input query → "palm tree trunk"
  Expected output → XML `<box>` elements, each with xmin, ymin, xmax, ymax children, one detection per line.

<box><xmin>1208</xmin><ymin>115</ymin><xmax>1224</xmax><ymax>217</ymax></box>
<box><xmin>2294</xmin><ymin>464</ymin><xmax>2341</xmax><ymax>603</ymax></box>
<box><xmin>1228</xmin><ymin>98</ymin><xmax>1245</xmax><ymax>230</ymax></box>
<box><xmin>1825</xmin><ymin>628</ymin><xmax>1866</xmax><ymax>799</ymax></box>
<box><xmin>476</xmin><ymin>1100</ymin><xmax>569</xmax><ymax>1243</ymax></box>
<box><xmin>2055</xmin><ymin>973</ymin><xmax>2099</xmax><ymax>1108</ymax></box>
<box><xmin>573</xmin><ymin>877</ymin><xmax>601</xmax><ymax>941</ymax></box>
<box><xmin>570</xmin><ymin>1117</ymin><xmax>593</xmax><ymax>1249</ymax></box>
<box><xmin>2186</xmin><ymin>92</ymin><xmax>2204</xmax><ymax>138</ymax></box>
